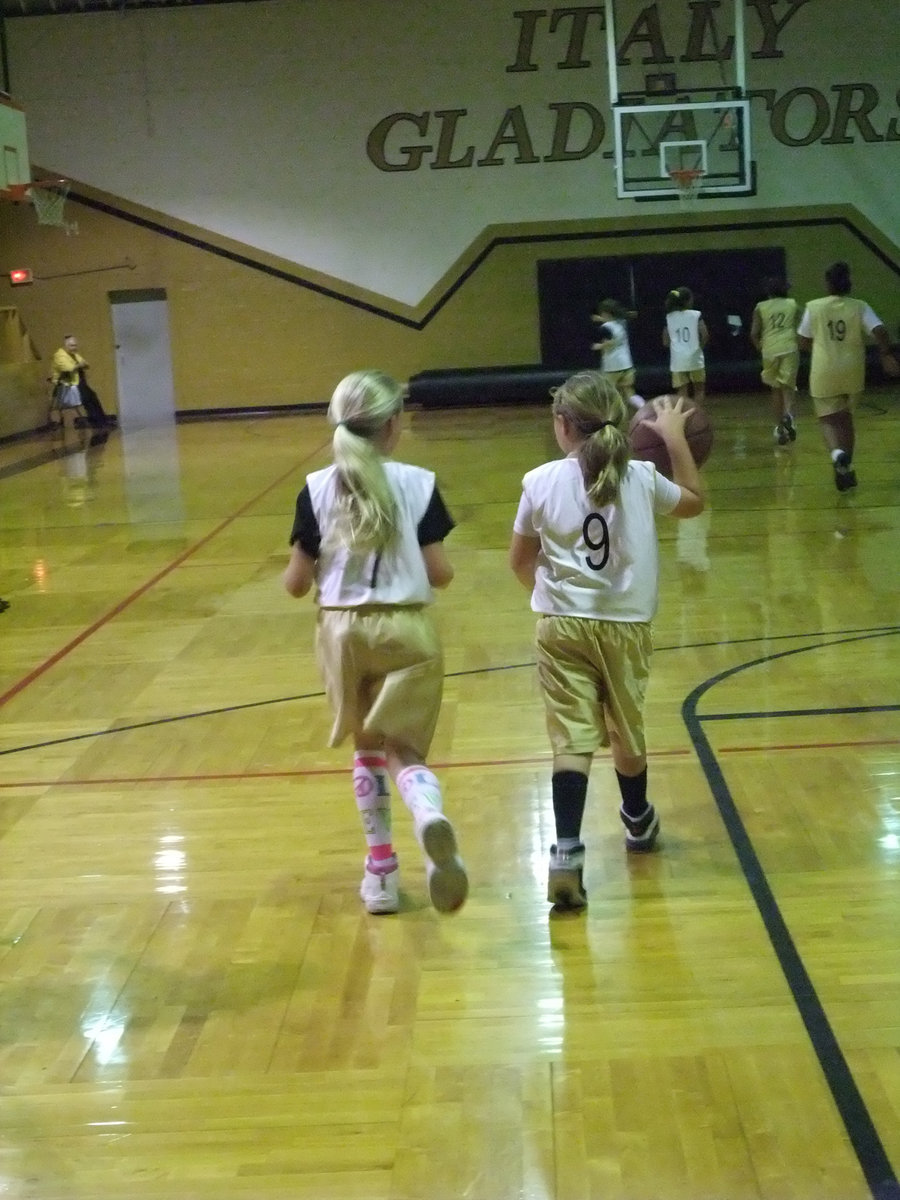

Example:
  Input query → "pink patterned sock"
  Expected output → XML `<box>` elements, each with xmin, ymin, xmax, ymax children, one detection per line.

<box><xmin>353</xmin><ymin>753</ymin><xmax>394</xmax><ymax>863</ymax></box>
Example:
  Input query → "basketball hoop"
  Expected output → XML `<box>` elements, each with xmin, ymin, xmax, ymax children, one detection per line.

<box><xmin>669</xmin><ymin>168</ymin><xmax>705</xmax><ymax>207</ymax></box>
<box><xmin>4</xmin><ymin>178</ymin><xmax>78</xmax><ymax>234</ymax></box>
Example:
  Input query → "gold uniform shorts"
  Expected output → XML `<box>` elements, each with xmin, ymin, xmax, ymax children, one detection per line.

<box><xmin>605</xmin><ymin>367</ymin><xmax>636</xmax><ymax>403</ymax></box>
<box><xmin>535</xmin><ymin>615</ymin><xmax>652</xmax><ymax>757</ymax></box>
<box><xmin>316</xmin><ymin>606</ymin><xmax>444</xmax><ymax>758</ymax></box>
<box><xmin>811</xmin><ymin>391</ymin><xmax>860</xmax><ymax>418</ymax></box>
<box><xmin>671</xmin><ymin>368</ymin><xmax>706</xmax><ymax>387</ymax></box>
<box><xmin>761</xmin><ymin>350</ymin><xmax>799</xmax><ymax>389</ymax></box>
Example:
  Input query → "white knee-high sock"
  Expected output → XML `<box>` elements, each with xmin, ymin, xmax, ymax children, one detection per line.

<box><xmin>396</xmin><ymin>765</ymin><xmax>443</xmax><ymax>820</ymax></box>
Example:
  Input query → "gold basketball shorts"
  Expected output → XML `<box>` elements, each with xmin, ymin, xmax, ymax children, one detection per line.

<box><xmin>810</xmin><ymin>391</ymin><xmax>860</xmax><ymax>418</ymax></box>
<box><xmin>761</xmin><ymin>350</ymin><xmax>799</xmax><ymax>389</ymax></box>
<box><xmin>316</xmin><ymin>606</ymin><xmax>444</xmax><ymax>758</ymax></box>
<box><xmin>671</xmin><ymin>369</ymin><xmax>706</xmax><ymax>387</ymax></box>
<box><xmin>534</xmin><ymin>615</ymin><xmax>652</xmax><ymax>758</ymax></box>
<box><xmin>605</xmin><ymin>367</ymin><xmax>636</xmax><ymax>401</ymax></box>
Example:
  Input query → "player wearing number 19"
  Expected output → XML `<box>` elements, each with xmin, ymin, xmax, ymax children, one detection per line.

<box><xmin>509</xmin><ymin>373</ymin><xmax>705</xmax><ymax>911</ymax></box>
<box><xmin>798</xmin><ymin>261</ymin><xmax>900</xmax><ymax>492</ymax></box>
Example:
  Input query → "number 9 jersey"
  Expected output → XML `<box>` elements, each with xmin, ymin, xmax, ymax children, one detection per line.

<box><xmin>513</xmin><ymin>456</ymin><xmax>681</xmax><ymax>623</ymax></box>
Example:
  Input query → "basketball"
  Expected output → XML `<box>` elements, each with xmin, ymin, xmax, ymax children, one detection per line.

<box><xmin>628</xmin><ymin>397</ymin><xmax>713</xmax><ymax>476</ymax></box>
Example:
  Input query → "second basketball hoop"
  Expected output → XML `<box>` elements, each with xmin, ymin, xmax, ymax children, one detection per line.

<box><xmin>5</xmin><ymin>178</ymin><xmax>78</xmax><ymax>235</ymax></box>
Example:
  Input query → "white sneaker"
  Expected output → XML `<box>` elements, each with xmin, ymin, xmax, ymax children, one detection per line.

<box><xmin>414</xmin><ymin>809</ymin><xmax>468</xmax><ymax>913</ymax></box>
<box><xmin>359</xmin><ymin>858</ymin><xmax>400</xmax><ymax>914</ymax></box>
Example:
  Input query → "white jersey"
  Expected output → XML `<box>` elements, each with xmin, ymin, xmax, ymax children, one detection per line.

<box><xmin>666</xmin><ymin>309</ymin><xmax>705</xmax><ymax>372</ymax></box>
<box><xmin>513</xmin><ymin>455</ymin><xmax>681</xmax><ymax>622</ymax></box>
<box><xmin>292</xmin><ymin>460</ymin><xmax>452</xmax><ymax>607</ymax></box>
<box><xmin>597</xmin><ymin>319</ymin><xmax>633</xmax><ymax>372</ymax></box>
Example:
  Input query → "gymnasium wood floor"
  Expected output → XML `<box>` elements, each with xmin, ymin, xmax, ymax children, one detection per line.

<box><xmin>0</xmin><ymin>387</ymin><xmax>898</xmax><ymax>1200</ymax></box>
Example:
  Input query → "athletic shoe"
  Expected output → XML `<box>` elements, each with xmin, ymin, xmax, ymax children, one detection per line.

<box><xmin>547</xmin><ymin>843</ymin><xmax>587</xmax><ymax>909</ymax></box>
<box><xmin>414</xmin><ymin>810</ymin><xmax>468</xmax><ymax>913</ymax></box>
<box><xmin>620</xmin><ymin>804</ymin><xmax>660</xmax><ymax>852</ymax></box>
<box><xmin>782</xmin><ymin>413</ymin><xmax>797</xmax><ymax>442</ymax></box>
<box><xmin>360</xmin><ymin>857</ymin><xmax>400</xmax><ymax>915</ymax></box>
<box><xmin>833</xmin><ymin>451</ymin><xmax>857</xmax><ymax>492</ymax></box>
<box><xmin>774</xmin><ymin>423</ymin><xmax>789</xmax><ymax>446</ymax></box>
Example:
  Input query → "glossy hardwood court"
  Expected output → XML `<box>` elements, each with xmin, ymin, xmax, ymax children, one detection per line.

<box><xmin>0</xmin><ymin>388</ymin><xmax>898</xmax><ymax>1200</ymax></box>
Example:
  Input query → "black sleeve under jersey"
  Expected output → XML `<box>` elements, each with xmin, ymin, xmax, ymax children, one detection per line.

<box><xmin>595</xmin><ymin>322</ymin><xmax>615</xmax><ymax>343</ymax></box>
<box><xmin>289</xmin><ymin>485</ymin><xmax>321</xmax><ymax>556</ymax></box>
<box><xmin>417</xmin><ymin>484</ymin><xmax>455</xmax><ymax>545</ymax></box>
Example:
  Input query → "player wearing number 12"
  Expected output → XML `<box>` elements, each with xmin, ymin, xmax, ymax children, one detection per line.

<box><xmin>798</xmin><ymin>261</ymin><xmax>900</xmax><ymax>492</ymax></box>
<box><xmin>509</xmin><ymin>373</ymin><xmax>705</xmax><ymax>911</ymax></box>
<box><xmin>750</xmin><ymin>277</ymin><xmax>800</xmax><ymax>446</ymax></box>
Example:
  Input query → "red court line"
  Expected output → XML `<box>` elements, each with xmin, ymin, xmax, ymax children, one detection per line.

<box><xmin>3</xmin><ymin>735</ymin><xmax>897</xmax><ymax>791</ymax></box>
<box><xmin>0</xmin><ymin>722</ymin><xmax>895</xmax><ymax>791</ymax></box>
<box><xmin>0</xmin><ymin>445</ymin><xmax>326</xmax><ymax>713</ymax></box>
<box><xmin>0</xmin><ymin>749</ymin><xmax>690</xmax><ymax>788</ymax></box>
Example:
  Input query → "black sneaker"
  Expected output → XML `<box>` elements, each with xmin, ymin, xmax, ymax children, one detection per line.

<box><xmin>620</xmin><ymin>805</ymin><xmax>660</xmax><ymax>852</ymax></box>
<box><xmin>774</xmin><ymin>423</ymin><xmax>789</xmax><ymax>446</ymax></box>
<box><xmin>547</xmin><ymin>843</ymin><xmax>587</xmax><ymax>909</ymax></box>
<box><xmin>833</xmin><ymin>451</ymin><xmax>857</xmax><ymax>492</ymax></box>
<box><xmin>782</xmin><ymin>413</ymin><xmax>797</xmax><ymax>442</ymax></box>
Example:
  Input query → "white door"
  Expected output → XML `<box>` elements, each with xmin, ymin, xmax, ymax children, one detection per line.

<box><xmin>109</xmin><ymin>289</ymin><xmax>175</xmax><ymax>429</ymax></box>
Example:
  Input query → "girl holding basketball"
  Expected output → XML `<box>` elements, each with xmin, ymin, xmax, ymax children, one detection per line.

<box><xmin>283</xmin><ymin>369</ymin><xmax>467</xmax><ymax>916</ymax></box>
<box><xmin>509</xmin><ymin>373</ymin><xmax>705</xmax><ymax>910</ymax></box>
<box><xmin>663</xmin><ymin>286</ymin><xmax>709</xmax><ymax>404</ymax></box>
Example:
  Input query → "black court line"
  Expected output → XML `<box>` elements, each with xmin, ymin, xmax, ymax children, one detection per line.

<box><xmin>1</xmin><ymin>624</ymin><xmax>897</xmax><ymax>760</ymax></box>
<box><xmin>0</xmin><ymin>662</ymin><xmax>539</xmax><ymax>758</ymax></box>
<box><xmin>701</xmin><ymin>703</ymin><xmax>898</xmax><ymax>720</ymax></box>
<box><xmin>683</xmin><ymin>628</ymin><xmax>900</xmax><ymax>1200</ymax></box>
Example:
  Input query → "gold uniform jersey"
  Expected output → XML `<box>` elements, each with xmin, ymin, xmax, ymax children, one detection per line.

<box><xmin>801</xmin><ymin>295</ymin><xmax>878</xmax><ymax>398</ymax></box>
<box><xmin>755</xmin><ymin>297</ymin><xmax>799</xmax><ymax>359</ymax></box>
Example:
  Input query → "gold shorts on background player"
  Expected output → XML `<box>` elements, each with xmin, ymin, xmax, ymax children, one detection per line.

<box><xmin>751</xmin><ymin>277</ymin><xmax>800</xmax><ymax>446</ymax></box>
<box><xmin>798</xmin><ymin>262</ymin><xmax>899</xmax><ymax>491</ymax></box>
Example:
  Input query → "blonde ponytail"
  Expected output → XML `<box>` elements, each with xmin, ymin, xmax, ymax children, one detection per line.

<box><xmin>550</xmin><ymin>371</ymin><xmax>630</xmax><ymax>507</ymax></box>
<box><xmin>327</xmin><ymin>370</ymin><xmax>404</xmax><ymax>552</ymax></box>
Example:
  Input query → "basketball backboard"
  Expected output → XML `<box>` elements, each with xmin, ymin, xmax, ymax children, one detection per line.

<box><xmin>604</xmin><ymin>0</ymin><xmax>755</xmax><ymax>200</ymax></box>
<box><xmin>0</xmin><ymin>93</ymin><xmax>31</xmax><ymax>192</ymax></box>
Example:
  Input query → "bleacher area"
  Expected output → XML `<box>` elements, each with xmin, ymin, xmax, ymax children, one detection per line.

<box><xmin>408</xmin><ymin>349</ymin><xmax>899</xmax><ymax>409</ymax></box>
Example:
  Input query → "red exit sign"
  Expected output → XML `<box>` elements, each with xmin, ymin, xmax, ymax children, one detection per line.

<box><xmin>9</xmin><ymin>268</ymin><xmax>33</xmax><ymax>285</ymax></box>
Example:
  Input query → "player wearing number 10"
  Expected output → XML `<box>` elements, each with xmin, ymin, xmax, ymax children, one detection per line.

<box><xmin>509</xmin><ymin>373</ymin><xmax>705</xmax><ymax>911</ymax></box>
<box><xmin>798</xmin><ymin>261</ymin><xmax>900</xmax><ymax>491</ymax></box>
<box><xmin>663</xmin><ymin>287</ymin><xmax>709</xmax><ymax>406</ymax></box>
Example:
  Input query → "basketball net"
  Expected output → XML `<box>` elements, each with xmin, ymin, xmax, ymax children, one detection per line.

<box><xmin>22</xmin><ymin>180</ymin><xmax>78</xmax><ymax>235</ymax></box>
<box><xmin>669</xmin><ymin>168</ymin><xmax>705</xmax><ymax>209</ymax></box>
